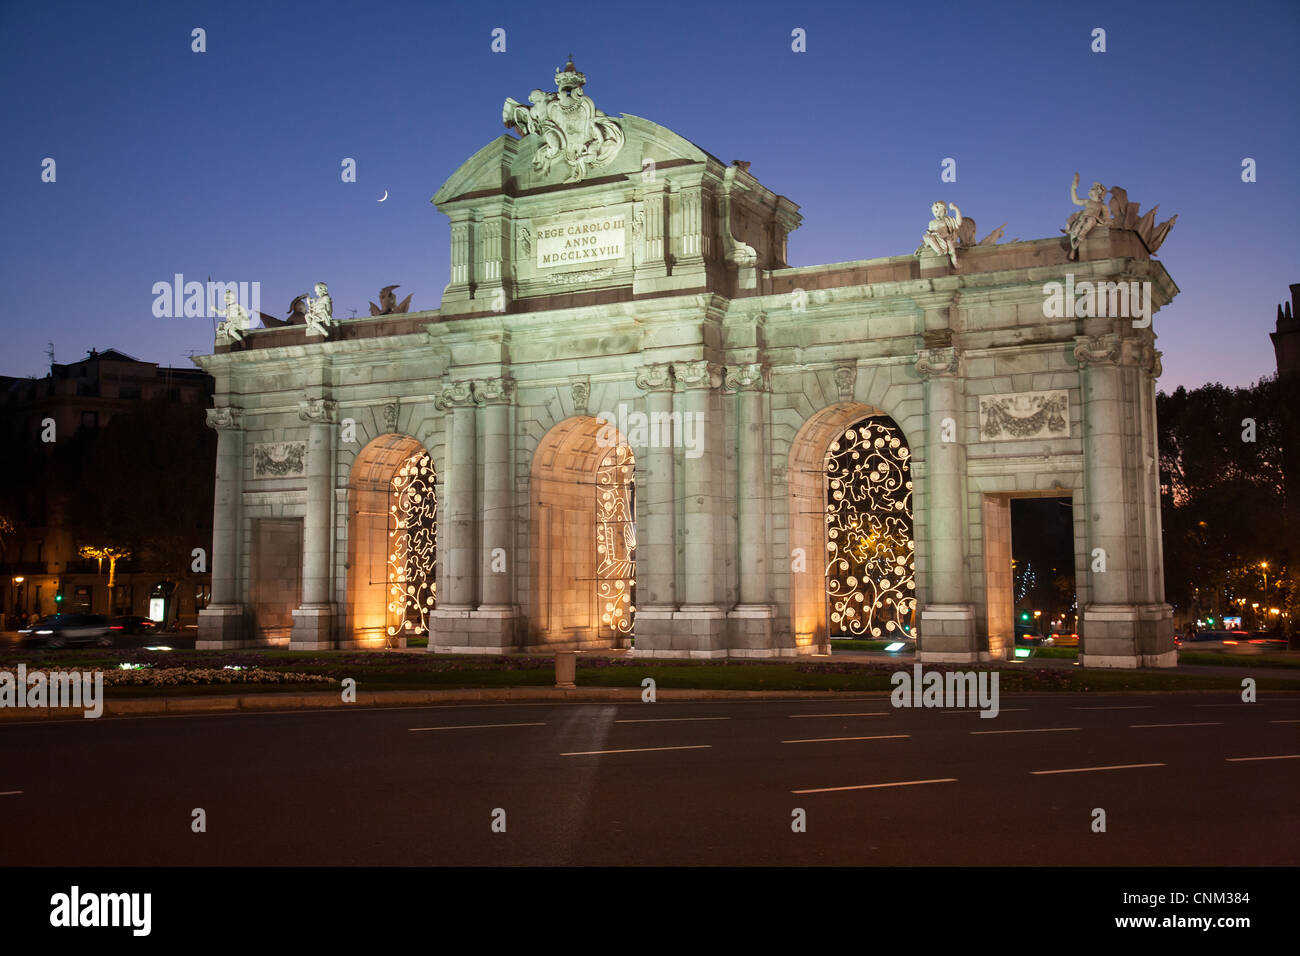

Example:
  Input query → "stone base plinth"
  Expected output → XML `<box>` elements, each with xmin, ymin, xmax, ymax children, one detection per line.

<box><xmin>428</xmin><ymin>606</ymin><xmax>518</xmax><ymax>654</ymax></box>
<box><xmin>196</xmin><ymin>604</ymin><xmax>248</xmax><ymax>649</ymax></box>
<box><xmin>917</xmin><ymin>603</ymin><xmax>979</xmax><ymax>662</ymax></box>
<box><xmin>1079</xmin><ymin>603</ymin><xmax>1177</xmax><ymax>668</ymax></box>
<box><xmin>631</xmin><ymin>606</ymin><xmax>728</xmax><ymax>658</ymax></box>
<box><xmin>726</xmin><ymin>604</ymin><xmax>775</xmax><ymax>656</ymax></box>
<box><xmin>289</xmin><ymin>605</ymin><xmax>336</xmax><ymax>650</ymax></box>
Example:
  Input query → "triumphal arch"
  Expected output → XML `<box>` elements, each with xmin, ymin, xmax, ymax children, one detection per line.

<box><xmin>196</xmin><ymin>62</ymin><xmax>1180</xmax><ymax>667</ymax></box>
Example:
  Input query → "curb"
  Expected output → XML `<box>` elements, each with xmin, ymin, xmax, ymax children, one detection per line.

<box><xmin>0</xmin><ymin>686</ymin><xmax>880</xmax><ymax>721</ymax></box>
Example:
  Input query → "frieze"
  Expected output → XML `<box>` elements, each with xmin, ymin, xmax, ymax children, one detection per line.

<box><xmin>253</xmin><ymin>441</ymin><xmax>307</xmax><ymax>479</ymax></box>
<box><xmin>978</xmin><ymin>391</ymin><xmax>1070</xmax><ymax>441</ymax></box>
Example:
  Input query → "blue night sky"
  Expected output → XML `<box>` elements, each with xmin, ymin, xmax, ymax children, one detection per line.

<box><xmin>0</xmin><ymin>0</ymin><xmax>1295</xmax><ymax>390</ymax></box>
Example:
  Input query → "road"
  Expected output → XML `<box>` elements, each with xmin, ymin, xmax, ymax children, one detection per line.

<box><xmin>1</xmin><ymin>692</ymin><xmax>1296</xmax><ymax>866</ymax></box>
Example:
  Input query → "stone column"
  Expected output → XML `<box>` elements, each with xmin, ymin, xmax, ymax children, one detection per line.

<box><xmin>197</xmin><ymin>406</ymin><xmax>246</xmax><ymax>648</ymax></box>
<box><xmin>427</xmin><ymin>380</ymin><xmax>488</xmax><ymax>652</ymax></box>
<box><xmin>437</xmin><ymin>381</ymin><xmax>478</xmax><ymax>609</ymax></box>
<box><xmin>630</xmin><ymin>364</ymin><xmax>677</xmax><ymax>656</ymax></box>
<box><xmin>290</xmin><ymin>398</ymin><xmax>337</xmax><ymax>649</ymax></box>
<box><xmin>671</xmin><ymin>360</ymin><xmax>727</xmax><ymax>657</ymax></box>
<box><xmin>1075</xmin><ymin>334</ymin><xmax>1175</xmax><ymax>667</ymax></box>
<box><xmin>725</xmin><ymin>363</ymin><xmax>774</xmax><ymax>655</ymax></box>
<box><xmin>915</xmin><ymin>346</ymin><xmax>978</xmax><ymax>662</ymax></box>
<box><xmin>477</xmin><ymin>377</ymin><xmax>515</xmax><ymax>612</ymax></box>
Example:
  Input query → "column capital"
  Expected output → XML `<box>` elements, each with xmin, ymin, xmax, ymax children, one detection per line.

<box><xmin>297</xmin><ymin>398</ymin><xmax>338</xmax><ymax>423</ymax></box>
<box><xmin>915</xmin><ymin>347</ymin><xmax>961</xmax><ymax>379</ymax></box>
<box><xmin>635</xmin><ymin>363</ymin><xmax>674</xmax><ymax>392</ymax></box>
<box><xmin>475</xmin><ymin>376</ymin><xmax>515</xmax><ymax>405</ymax></box>
<box><xmin>1073</xmin><ymin>333</ymin><xmax>1122</xmax><ymax>368</ymax></box>
<box><xmin>673</xmin><ymin>360</ymin><xmax>724</xmax><ymax>391</ymax></box>
<box><xmin>435</xmin><ymin>380</ymin><xmax>478</xmax><ymax>409</ymax></box>
<box><xmin>205</xmin><ymin>406</ymin><xmax>244</xmax><ymax>431</ymax></box>
<box><xmin>723</xmin><ymin>363</ymin><xmax>769</xmax><ymax>392</ymax></box>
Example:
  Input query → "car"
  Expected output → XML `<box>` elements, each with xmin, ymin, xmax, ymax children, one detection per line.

<box><xmin>17</xmin><ymin>614</ymin><xmax>112</xmax><ymax>648</ymax></box>
<box><xmin>110</xmin><ymin>615</ymin><xmax>158</xmax><ymax>635</ymax></box>
<box><xmin>1014</xmin><ymin>621</ymin><xmax>1051</xmax><ymax>646</ymax></box>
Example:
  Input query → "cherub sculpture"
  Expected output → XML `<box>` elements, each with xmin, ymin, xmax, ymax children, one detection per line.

<box><xmin>1063</xmin><ymin>173</ymin><xmax>1110</xmax><ymax>260</ymax></box>
<box><xmin>919</xmin><ymin>201</ymin><xmax>964</xmax><ymax>269</ymax></box>
<box><xmin>303</xmin><ymin>282</ymin><xmax>336</xmax><ymax>337</ymax></box>
<box><xmin>215</xmin><ymin>289</ymin><xmax>251</xmax><ymax>343</ymax></box>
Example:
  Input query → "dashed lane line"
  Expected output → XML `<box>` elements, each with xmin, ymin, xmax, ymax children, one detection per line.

<box><xmin>787</xmin><ymin>712</ymin><xmax>889</xmax><ymax>718</ymax></box>
<box><xmin>792</xmin><ymin>778</ymin><xmax>957</xmax><ymax>794</ymax></box>
<box><xmin>1130</xmin><ymin>721</ymin><xmax>1225</xmax><ymax>729</ymax></box>
<box><xmin>1031</xmin><ymin>762</ymin><xmax>1165</xmax><ymax>775</ymax></box>
<box><xmin>408</xmin><ymin>722</ymin><xmax>546</xmax><ymax>732</ymax></box>
<box><xmin>970</xmin><ymin>727</ymin><xmax>1080</xmax><ymax>735</ymax></box>
<box><xmin>561</xmin><ymin>744</ymin><xmax>712</xmax><ymax>756</ymax></box>
<box><xmin>1071</xmin><ymin>705</ymin><xmax>1153</xmax><ymax>711</ymax></box>
<box><xmin>1225</xmin><ymin>754</ymin><xmax>1300</xmax><ymax>762</ymax></box>
<box><xmin>615</xmin><ymin>717</ymin><xmax>731</xmax><ymax>724</ymax></box>
<box><xmin>782</xmin><ymin>735</ymin><xmax>910</xmax><ymax>744</ymax></box>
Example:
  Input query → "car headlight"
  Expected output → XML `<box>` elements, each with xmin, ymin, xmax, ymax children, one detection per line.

<box><xmin>36</xmin><ymin>630</ymin><xmax>53</xmax><ymax>635</ymax></box>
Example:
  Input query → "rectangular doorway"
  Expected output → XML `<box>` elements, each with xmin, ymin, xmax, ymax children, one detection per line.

<box><xmin>983</xmin><ymin>494</ymin><xmax>1077</xmax><ymax>659</ymax></box>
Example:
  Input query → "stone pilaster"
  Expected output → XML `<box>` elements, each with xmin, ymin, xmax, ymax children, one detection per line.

<box><xmin>290</xmin><ymin>398</ymin><xmax>337</xmax><ymax>649</ymax></box>
<box><xmin>472</xmin><ymin>376</ymin><xmax>518</xmax><ymax>647</ymax></box>
<box><xmin>915</xmin><ymin>344</ymin><xmax>978</xmax><ymax>662</ymax></box>
<box><xmin>725</xmin><ymin>362</ymin><xmax>775</xmax><ymax>655</ymax></box>
<box><xmin>1075</xmin><ymin>334</ymin><xmax>1175</xmax><ymax>667</ymax></box>
<box><xmin>659</xmin><ymin>359</ymin><xmax>726</xmax><ymax>657</ymax></box>
<box><xmin>629</xmin><ymin>363</ymin><xmax>677</xmax><ymax>655</ymax></box>
<box><xmin>198</xmin><ymin>406</ymin><xmax>247</xmax><ymax>648</ymax></box>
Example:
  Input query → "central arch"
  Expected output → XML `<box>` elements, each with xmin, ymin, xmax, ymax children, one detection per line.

<box><xmin>529</xmin><ymin>416</ymin><xmax>636</xmax><ymax>649</ymax></box>
<box><xmin>788</xmin><ymin>402</ymin><xmax>916</xmax><ymax>652</ymax></box>
<box><xmin>346</xmin><ymin>433</ymin><xmax>435</xmax><ymax>648</ymax></box>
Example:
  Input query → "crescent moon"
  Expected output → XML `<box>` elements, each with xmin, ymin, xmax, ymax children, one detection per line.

<box><xmin>378</xmin><ymin>190</ymin><xmax>388</xmax><ymax>202</ymax></box>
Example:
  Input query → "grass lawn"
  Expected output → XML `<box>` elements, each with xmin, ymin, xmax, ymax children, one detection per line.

<box><xmin>2</xmin><ymin>646</ymin><xmax>1297</xmax><ymax>697</ymax></box>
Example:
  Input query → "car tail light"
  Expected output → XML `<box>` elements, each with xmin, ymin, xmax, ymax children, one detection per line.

<box><xmin>110</xmin><ymin>625</ymin><xmax>123</xmax><ymax>630</ymax></box>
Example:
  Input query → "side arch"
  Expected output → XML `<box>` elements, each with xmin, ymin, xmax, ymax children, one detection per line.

<box><xmin>346</xmin><ymin>433</ymin><xmax>432</xmax><ymax>647</ymax></box>
<box><xmin>787</xmin><ymin>402</ymin><xmax>917</xmax><ymax>651</ymax></box>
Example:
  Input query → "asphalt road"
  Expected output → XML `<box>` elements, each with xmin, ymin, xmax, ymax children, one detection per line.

<box><xmin>1</xmin><ymin>693</ymin><xmax>1296</xmax><ymax>866</ymax></box>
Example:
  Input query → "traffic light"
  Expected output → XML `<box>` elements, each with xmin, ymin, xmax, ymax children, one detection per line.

<box><xmin>1020</xmin><ymin>612</ymin><xmax>1030</xmax><ymax>622</ymax></box>
<box><xmin>54</xmin><ymin>593</ymin><xmax>63</xmax><ymax>604</ymax></box>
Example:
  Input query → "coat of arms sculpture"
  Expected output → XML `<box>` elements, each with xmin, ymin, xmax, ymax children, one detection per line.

<box><xmin>503</xmin><ymin>59</ymin><xmax>625</xmax><ymax>184</ymax></box>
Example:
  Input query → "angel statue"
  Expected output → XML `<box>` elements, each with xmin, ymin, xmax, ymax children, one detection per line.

<box><xmin>215</xmin><ymin>289</ymin><xmax>252</xmax><ymax>343</ymax></box>
<box><xmin>1063</xmin><ymin>173</ymin><xmax>1110</xmax><ymax>260</ymax></box>
<box><xmin>303</xmin><ymin>281</ymin><xmax>337</xmax><ymax>337</ymax></box>
<box><xmin>918</xmin><ymin>201</ymin><xmax>964</xmax><ymax>269</ymax></box>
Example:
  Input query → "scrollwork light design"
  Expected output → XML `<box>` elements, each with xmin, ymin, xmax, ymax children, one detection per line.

<box><xmin>388</xmin><ymin>451</ymin><xmax>437</xmax><ymax>636</ymax></box>
<box><xmin>596</xmin><ymin>443</ymin><xmax>636</xmax><ymax>638</ymax></box>
<box><xmin>825</xmin><ymin>418</ymin><xmax>916</xmax><ymax>637</ymax></box>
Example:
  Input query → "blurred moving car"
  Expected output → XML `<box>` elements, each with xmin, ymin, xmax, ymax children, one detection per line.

<box><xmin>110</xmin><ymin>615</ymin><xmax>158</xmax><ymax>635</ymax></box>
<box><xmin>17</xmin><ymin>614</ymin><xmax>112</xmax><ymax>648</ymax></box>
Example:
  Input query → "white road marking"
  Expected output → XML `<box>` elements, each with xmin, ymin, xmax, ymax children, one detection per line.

<box><xmin>615</xmin><ymin>717</ymin><xmax>730</xmax><ymax>724</ymax></box>
<box><xmin>782</xmin><ymin>735</ymin><xmax>909</xmax><ymax>744</ymax></box>
<box><xmin>787</xmin><ymin>712</ymin><xmax>888</xmax><ymax>718</ymax></box>
<box><xmin>1031</xmin><ymin>762</ymin><xmax>1165</xmax><ymax>775</ymax></box>
<box><xmin>0</xmin><ymin>790</ymin><xmax>22</xmax><ymax>796</ymax></box>
<box><xmin>1269</xmin><ymin>719</ymin><xmax>1300</xmax><ymax>724</ymax></box>
<box><xmin>561</xmin><ymin>744</ymin><xmax>712</xmax><ymax>756</ymax></box>
<box><xmin>941</xmin><ymin>707</ymin><xmax>1029</xmax><ymax>715</ymax></box>
<box><xmin>409</xmin><ymin>722</ymin><xmax>546</xmax><ymax>732</ymax></box>
<box><xmin>1071</xmin><ymin>705</ymin><xmax>1153</xmax><ymax>710</ymax></box>
<box><xmin>1193</xmin><ymin>703</ymin><xmax>1263</xmax><ymax>708</ymax></box>
<box><xmin>793</xmin><ymin>778</ymin><xmax>957</xmax><ymax>794</ymax></box>
<box><xmin>1130</xmin><ymin>721</ymin><xmax>1224</xmax><ymax>729</ymax></box>
<box><xmin>1225</xmin><ymin>754</ymin><xmax>1300</xmax><ymax>762</ymax></box>
<box><xmin>970</xmin><ymin>727</ymin><xmax>1080</xmax><ymax>735</ymax></box>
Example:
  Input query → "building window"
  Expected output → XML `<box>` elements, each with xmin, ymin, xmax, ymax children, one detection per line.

<box><xmin>119</xmin><ymin>386</ymin><xmax>141</xmax><ymax>400</ymax></box>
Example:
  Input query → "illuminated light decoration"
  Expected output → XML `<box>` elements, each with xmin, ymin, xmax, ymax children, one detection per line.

<box><xmin>884</xmin><ymin>641</ymin><xmax>906</xmax><ymax>652</ymax></box>
<box><xmin>595</xmin><ymin>443</ymin><xmax>636</xmax><ymax>639</ymax></box>
<box><xmin>824</xmin><ymin>416</ymin><xmax>915</xmax><ymax>638</ymax></box>
<box><xmin>387</xmin><ymin>451</ymin><xmax>437</xmax><ymax>637</ymax></box>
